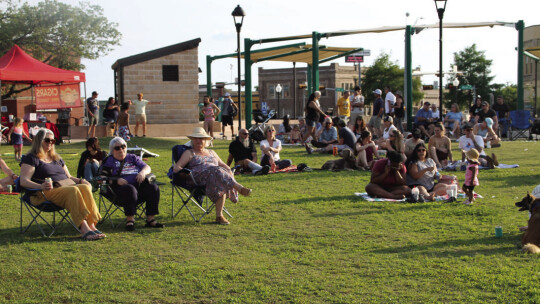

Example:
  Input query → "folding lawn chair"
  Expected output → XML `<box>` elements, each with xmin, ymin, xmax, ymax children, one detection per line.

<box><xmin>168</xmin><ymin>144</ymin><xmax>232</xmax><ymax>222</ymax></box>
<box><xmin>508</xmin><ymin>110</ymin><xmax>532</xmax><ymax>141</ymax></box>
<box><xmin>16</xmin><ymin>178</ymin><xmax>79</xmax><ymax>237</ymax></box>
<box><xmin>96</xmin><ymin>176</ymin><xmax>147</xmax><ymax>228</ymax></box>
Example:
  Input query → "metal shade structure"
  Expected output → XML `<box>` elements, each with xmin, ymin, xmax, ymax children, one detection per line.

<box><xmin>239</xmin><ymin>44</ymin><xmax>361</xmax><ymax>64</ymax></box>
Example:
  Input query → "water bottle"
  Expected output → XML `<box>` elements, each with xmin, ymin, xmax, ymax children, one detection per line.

<box><xmin>412</xmin><ymin>187</ymin><xmax>420</xmax><ymax>201</ymax></box>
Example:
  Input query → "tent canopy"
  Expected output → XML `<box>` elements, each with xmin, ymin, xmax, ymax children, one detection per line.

<box><xmin>239</xmin><ymin>44</ymin><xmax>360</xmax><ymax>65</ymax></box>
<box><xmin>0</xmin><ymin>45</ymin><xmax>85</xmax><ymax>84</ymax></box>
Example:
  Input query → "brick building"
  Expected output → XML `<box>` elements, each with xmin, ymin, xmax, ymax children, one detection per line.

<box><xmin>258</xmin><ymin>63</ymin><xmax>361</xmax><ymax>119</ymax></box>
<box><xmin>112</xmin><ymin>38</ymin><xmax>201</xmax><ymax>125</ymax></box>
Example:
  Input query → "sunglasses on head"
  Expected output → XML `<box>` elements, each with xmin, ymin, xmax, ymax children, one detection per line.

<box><xmin>44</xmin><ymin>138</ymin><xmax>55</xmax><ymax>144</ymax></box>
<box><xmin>114</xmin><ymin>144</ymin><xmax>127</xmax><ymax>151</ymax></box>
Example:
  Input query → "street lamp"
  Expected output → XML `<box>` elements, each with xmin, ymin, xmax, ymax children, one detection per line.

<box><xmin>453</xmin><ymin>78</ymin><xmax>460</xmax><ymax>105</ymax></box>
<box><xmin>276</xmin><ymin>84</ymin><xmax>282</xmax><ymax>118</ymax></box>
<box><xmin>232</xmin><ymin>4</ymin><xmax>245</xmax><ymax>130</ymax></box>
<box><xmin>434</xmin><ymin>0</ymin><xmax>447</xmax><ymax>120</ymax></box>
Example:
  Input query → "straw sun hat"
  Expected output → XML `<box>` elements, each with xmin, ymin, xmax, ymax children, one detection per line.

<box><xmin>465</xmin><ymin>148</ymin><xmax>479</xmax><ymax>162</ymax></box>
<box><xmin>187</xmin><ymin>127</ymin><xmax>212</xmax><ymax>140</ymax></box>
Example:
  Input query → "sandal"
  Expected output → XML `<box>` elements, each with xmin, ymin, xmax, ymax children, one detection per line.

<box><xmin>93</xmin><ymin>229</ymin><xmax>106</xmax><ymax>238</ymax></box>
<box><xmin>239</xmin><ymin>187</ymin><xmax>252</xmax><ymax>196</ymax></box>
<box><xmin>216</xmin><ymin>216</ymin><xmax>230</xmax><ymax>225</ymax></box>
<box><xmin>81</xmin><ymin>231</ymin><xmax>103</xmax><ymax>241</ymax></box>
<box><xmin>145</xmin><ymin>218</ymin><xmax>164</xmax><ymax>228</ymax></box>
<box><xmin>125</xmin><ymin>220</ymin><xmax>135</xmax><ymax>231</ymax></box>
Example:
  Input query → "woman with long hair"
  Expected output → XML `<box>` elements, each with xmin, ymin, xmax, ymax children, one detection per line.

<box><xmin>19</xmin><ymin>128</ymin><xmax>104</xmax><ymax>240</ymax></box>
<box><xmin>405</xmin><ymin>143</ymin><xmax>449</xmax><ymax>201</ymax></box>
<box><xmin>261</xmin><ymin>125</ymin><xmax>293</xmax><ymax>171</ymax></box>
<box><xmin>355</xmin><ymin>130</ymin><xmax>377</xmax><ymax>170</ymax></box>
<box><xmin>303</xmin><ymin>91</ymin><xmax>327</xmax><ymax>153</ymax></box>
<box><xmin>351</xmin><ymin>115</ymin><xmax>366</xmax><ymax>139</ymax></box>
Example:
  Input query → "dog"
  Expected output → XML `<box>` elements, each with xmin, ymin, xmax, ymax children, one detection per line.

<box><xmin>321</xmin><ymin>148</ymin><xmax>357</xmax><ymax>171</ymax></box>
<box><xmin>517</xmin><ymin>193</ymin><xmax>540</xmax><ymax>253</ymax></box>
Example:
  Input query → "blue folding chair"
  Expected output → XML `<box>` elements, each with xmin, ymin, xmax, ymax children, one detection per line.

<box><xmin>16</xmin><ymin>178</ymin><xmax>79</xmax><ymax>237</ymax></box>
<box><xmin>168</xmin><ymin>144</ymin><xmax>232</xmax><ymax>222</ymax></box>
<box><xmin>508</xmin><ymin>110</ymin><xmax>532</xmax><ymax>141</ymax></box>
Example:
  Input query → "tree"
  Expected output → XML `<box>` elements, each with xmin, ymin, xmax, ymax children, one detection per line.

<box><xmin>362</xmin><ymin>52</ymin><xmax>424</xmax><ymax>105</ymax></box>
<box><xmin>0</xmin><ymin>0</ymin><xmax>122</xmax><ymax>99</ymax></box>
<box><xmin>446</xmin><ymin>44</ymin><xmax>494</xmax><ymax>110</ymax></box>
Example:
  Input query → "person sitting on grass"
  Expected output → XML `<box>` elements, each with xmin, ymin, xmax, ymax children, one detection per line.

<box><xmin>260</xmin><ymin>125</ymin><xmax>293</xmax><ymax>171</ymax></box>
<box><xmin>355</xmin><ymin>130</ymin><xmax>378</xmax><ymax>170</ymax></box>
<box><xmin>458</xmin><ymin>123</ymin><xmax>498</xmax><ymax>169</ymax></box>
<box><xmin>0</xmin><ymin>157</ymin><xmax>17</xmax><ymax>192</ymax></box>
<box><xmin>376</xmin><ymin>116</ymin><xmax>397</xmax><ymax>147</ymax></box>
<box><xmin>473</xmin><ymin>117</ymin><xmax>500</xmax><ymax>148</ymax></box>
<box><xmin>306</xmin><ymin>119</ymin><xmax>356</xmax><ymax>154</ymax></box>
<box><xmin>379</xmin><ymin>129</ymin><xmax>406</xmax><ymax>162</ymax></box>
<box><xmin>309</xmin><ymin>117</ymin><xmax>338</xmax><ymax>150</ymax></box>
<box><xmin>226</xmin><ymin>129</ymin><xmax>269</xmax><ymax>175</ymax></box>
<box><xmin>365</xmin><ymin>150</ymin><xmax>411</xmax><ymax>199</ymax></box>
<box><xmin>428</xmin><ymin>123</ymin><xmax>453</xmax><ymax>169</ymax></box>
<box><xmin>405</xmin><ymin>128</ymin><xmax>425</xmax><ymax>159</ymax></box>
<box><xmin>406</xmin><ymin>143</ymin><xmax>450</xmax><ymax>201</ymax></box>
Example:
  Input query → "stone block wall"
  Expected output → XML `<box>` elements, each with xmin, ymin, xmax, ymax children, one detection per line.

<box><xmin>121</xmin><ymin>48</ymin><xmax>199</xmax><ymax>125</ymax></box>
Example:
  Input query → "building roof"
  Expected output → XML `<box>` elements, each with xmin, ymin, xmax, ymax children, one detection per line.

<box><xmin>526</xmin><ymin>47</ymin><xmax>540</xmax><ymax>60</ymax></box>
<box><xmin>111</xmin><ymin>38</ymin><xmax>201</xmax><ymax>69</ymax></box>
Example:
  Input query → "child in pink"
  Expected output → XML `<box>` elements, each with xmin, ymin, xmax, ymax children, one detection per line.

<box><xmin>7</xmin><ymin>117</ymin><xmax>32</xmax><ymax>161</ymax></box>
<box><xmin>463</xmin><ymin>148</ymin><xmax>479</xmax><ymax>205</ymax></box>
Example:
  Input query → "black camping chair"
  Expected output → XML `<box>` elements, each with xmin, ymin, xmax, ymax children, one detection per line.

<box><xmin>168</xmin><ymin>144</ymin><xmax>232</xmax><ymax>222</ymax></box>
<box><xmin>96</xmin><ymin>156</ymin><xmax>148</xmax><ymax>227</ymax></box>
<box><xmin>16</xmin><ymin>178</ymin><xmax>79</xmax><ymax>237</ymax></box>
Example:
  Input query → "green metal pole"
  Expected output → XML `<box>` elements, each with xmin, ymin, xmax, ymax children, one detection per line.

<box><xmin>405</xmin><ymin>25</ymin><xmax>413</xmax><ymax>131</ymax></box>
<box><xmin>206</xmin><ymin>55</ymin><xmax>212</xmax><ymax>97</ymax></box>
<box><xmin>516</xmin><ymin>20</ymin><xmax>524</xmax><ymax>110</ymax></box>
<box><xmin>307</xmin><ymin>65</ymin><xmax>312</xmax><ymax>94</ymax></box>
<box><xmin>244</xmin><ymin>38</ymin><xmax>253</xmax><ymax>129</ymax></box>
<box><xmin>312</xmin><ymin>32</ymin><xmax>320</xmax><ymax>91</ymax></box>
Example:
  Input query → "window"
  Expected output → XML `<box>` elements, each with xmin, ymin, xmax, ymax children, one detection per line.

<box><xmin>268</xmin><ymin>85</ymin><xmax>275</xmax><ymax>98</ymax></box>
<box><xmin>162</xmin><ymin>65</ymin><xmax>179</xmax><ymax>81</ymax></box>
<box><xmin>283</xmin><ymin>85</ymin><xmax>290</xmax><ymax>97</ymax></box>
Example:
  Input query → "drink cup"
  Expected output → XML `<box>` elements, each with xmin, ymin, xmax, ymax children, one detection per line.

<box><xmin>378</xmin><ymin>150</ymin><xmax>387</xmax><ymax>158</ymax></box>
<box><xmin>7</xmin><ymin>185</ymin><xmax>12</xmax><ymax>193</ymax></box>
<box><xmin>446</xmin><ymin>190</ymin><xmax>453</xmax><ymax>198</ymax></box>
<box><xmin>495</xmin><ymin>226</ymin><xmax>503</xmax><ymax>237</ymax></box>
<box><xmin>486</xmin><ymin>141</ymin><xmax>491</xmax><ymax>149</ymax></box>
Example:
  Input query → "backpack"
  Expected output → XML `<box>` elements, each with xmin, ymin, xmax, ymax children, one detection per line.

<box><xmin>229</xmin><ymin>102</ymin><xmax>238</xmax><ymax>117</ymax></box>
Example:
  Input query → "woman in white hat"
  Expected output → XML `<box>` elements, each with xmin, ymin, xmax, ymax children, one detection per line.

<box><xmin>173</xmin><ymin>127</ymin><xmax>252</xmax><ymax>225</ymax></box>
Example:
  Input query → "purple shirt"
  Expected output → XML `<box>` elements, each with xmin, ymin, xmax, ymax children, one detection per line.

<box><xmin>102</xmin><ymin>154</ymin><xmax>147</xmax><ymax>186</ymax></box>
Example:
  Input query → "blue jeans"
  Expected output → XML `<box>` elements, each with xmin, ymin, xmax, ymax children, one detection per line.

<box><xmin>499</xmin><ymin>118</ymin><xmax>509</xmax><ymax>136</ymax></box>
<box><xmin>84</xmin><ymin>162</ymin><xmax>99</xmax><ymax>182</ymax></box>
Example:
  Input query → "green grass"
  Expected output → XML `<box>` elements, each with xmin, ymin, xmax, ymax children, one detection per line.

<box><xmin>1</xmin><ymin>137</ymin><xmax>540</xmax><ymax>303</ymax></box>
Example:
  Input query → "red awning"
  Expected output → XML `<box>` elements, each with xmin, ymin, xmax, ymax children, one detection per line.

<box><xmin>0</xmin><ymin>45</ymin><xmax>85</xmax><ymax>84</ymax></box>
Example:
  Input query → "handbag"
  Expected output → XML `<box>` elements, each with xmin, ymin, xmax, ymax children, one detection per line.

<box><xmin>53</xmin><ymin>178</ymin><xmax>77</xmax><ymax>188</ymax></box>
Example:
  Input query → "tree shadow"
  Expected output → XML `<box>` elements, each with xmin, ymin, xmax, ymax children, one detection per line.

<box><xmin>369</xmin><ymin>234</ymin><xmax>522</xmax><ymax>257</ymax></box>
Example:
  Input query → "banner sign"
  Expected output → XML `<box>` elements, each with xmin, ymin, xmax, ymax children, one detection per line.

<box><xmin>35</xmin><ymin>84</ymin><xmax>82</xmax><ymax>110</ymax></box>
<box><xmin>345</xmin><ymin>55</ymin><xmax>364</xmax><ymax>63</ymax></box>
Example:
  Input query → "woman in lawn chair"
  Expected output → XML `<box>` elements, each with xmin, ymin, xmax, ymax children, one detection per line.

<box><xmin>173</xmin><ymin>127</ymin><xmax>252</xmax><ymax>225</ymax></box>
<box><xmin>19</xmin><ymin>128</ymin><xmax>104</xmax><ymax>240</ymax></box>
<box><xmin>99</xmin><ymin>137</ymin><xmax>164</xmax><ymax>231</ymax></box>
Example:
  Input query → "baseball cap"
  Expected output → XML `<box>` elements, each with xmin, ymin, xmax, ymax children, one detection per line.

<box><xmin>383</xmin><ymin>116</ymin><xmax>393</xmax><ymax>123</ymax></box>
<box><xmin>485</xmin><ymin>117</ymin><xmax>493</xmax><ymax>128</ymax></box>
<box><xmin>372</xmin><ymin>89</ymin><xmax>382</xmax><ymax>95</ymax></box>
<box><xmin>463</xmin><ymin>123</ymin><xmax>474</xmax><ymax>130</ymax></box>
<box><xmin>481</xmin><ymin>101</ymin><xmax>489</xmax><ymax>106</ymax></box>
<box><xmin>424</xmin><ymin>101</ymin><xmax>431</xmax><ymax>106</ymax></box>
<box><xmin>225</xmin><ymin>92</ymin><xmax>231</xmax><ymax>97</ymax></box>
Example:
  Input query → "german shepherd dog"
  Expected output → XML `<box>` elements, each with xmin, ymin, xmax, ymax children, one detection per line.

<box><xmin>321</xmin><ymin>148</ymin><xmax>357</xmax><ymax>171</ymax></box>
<box><xmin>516</xmin><ymin>193</ymin><xmax>540</xmax><ymax>253</ymax></box>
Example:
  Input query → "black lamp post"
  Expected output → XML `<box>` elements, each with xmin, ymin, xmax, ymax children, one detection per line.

<box><xmin>434</xmin><ymin>0</ymin><xmax>447</xmax><ymax>120</ymax></box>
<box><xmin>232</xmin><ymin>4</ymin><xmax>245</xmax><ymax>130</ymax></box>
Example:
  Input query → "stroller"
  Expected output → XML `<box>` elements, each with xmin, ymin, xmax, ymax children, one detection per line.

<box><xmin>249</xmin><ymin>109</ymin><xmax>275</xmax><ymax>142</ymax></box>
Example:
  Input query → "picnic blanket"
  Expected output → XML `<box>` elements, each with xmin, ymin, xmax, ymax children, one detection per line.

<box><xmin>444</xmin><ymin>162</ymin><xmax>518</xmax><ymax>171</ymax></box>
<box><xmin>235</xmin><ymin>165</ymin><xmax>299</xmax><ymax>175</ymax></box>
<box><xmin>354</xmin><ymin>192</ymin><xmax>483</xmax><ymax>202</ymax></box>
<box><xmin>0</xmin><ymin>191</ymin><xmax>18</xmax><ymax>195</ymax></box>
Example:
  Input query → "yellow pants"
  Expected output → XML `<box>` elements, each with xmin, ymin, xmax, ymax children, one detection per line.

<box><xmin>30</xmin><ymin>184</ymin><xmax>101</xmax><ymax>227</ymax></box>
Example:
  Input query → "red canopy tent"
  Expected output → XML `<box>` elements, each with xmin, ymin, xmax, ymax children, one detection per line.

<box><xmin>0</xmin><ymin>44</ymin><xmax>85</xmax><ymax>84</ymax></box>
<box><xmin>0</xmin><ymin>44</ymin><xmax>86</xmax><ymax>111</ymax></box>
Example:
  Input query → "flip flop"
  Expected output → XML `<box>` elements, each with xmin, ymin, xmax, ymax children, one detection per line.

<box><xmin>81</xmin><ymin>231</ymin><xmax>103</xmax><ymax>241</ymax></box>
<box><xmin>93</xmin><ymin>230</ymin><xmax>106</xmax><ymax>238</ymax></box>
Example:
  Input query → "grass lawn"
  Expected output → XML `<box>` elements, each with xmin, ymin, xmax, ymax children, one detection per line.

<box><xmin>0</xmin><ymin>137</ymin><xmax>539</xmax><ymax>303</ymax></box>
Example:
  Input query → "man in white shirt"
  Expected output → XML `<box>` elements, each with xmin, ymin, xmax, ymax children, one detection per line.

<box><xmin>350</xmin><ymin>87</ymin><xmax>364</xmax><ymax>123</ymax></box>
<box><xmin>132</xmin><ymin>92</ymin><xmax>161</xmax><ymax>137</ymax></box>
<box><xmin>458</xmin><ymin>123</ymin><xmax>498</xmax><ymax>168</ymax></box>
<box><xmin>384</xmin><ymin>86</ymin><xmax>395</xmax><ymax>116</ymax></box>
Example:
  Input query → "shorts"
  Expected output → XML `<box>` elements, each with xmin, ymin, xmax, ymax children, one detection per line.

<box><xmin>222</xmin><ymin>115</ymin><xmax>233</xmax><ymax>126</ymax></box>
<box><xmin>88</xmin><ymin>115</ymin><xmax>98</xmax><ymax>125</ymax></box>
<box><xmin>305</xmin><ymin>119</ymin><xmax>316</xmax><ymax>128</ymax></box>
<box><xmin>368</xmin><ymin>115</ymin><xmax>382</xmax><ymax>129</ymax></box>
<box><xmin>462</xmin><ymin>184</ymin><xmax>475</xmax><ymax>192</ymax></box>
<box><xmin>136</xmin><ymin>114</ymin><xmax>147</xmax><ymax>124</ymax></box>
<box><xmin>436</xmin><ymin>149</ymin><xmax>449</xmax><ymax>161</ymax></box>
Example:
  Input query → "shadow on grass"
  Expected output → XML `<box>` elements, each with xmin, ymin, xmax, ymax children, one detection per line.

<box><xmin>369</xmin><ymin>235</ymin><xmax>522</xmax><ymax>257</ymax></box>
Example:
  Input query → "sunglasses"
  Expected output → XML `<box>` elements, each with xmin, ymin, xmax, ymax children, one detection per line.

<box><xmin>114</xmin><ymin>144</ymin><xmax>127</xmax><ymax>151</ymax></box>
<box><xmin>43</xmin><ymin>138</ymin><xmax>56</xmax><ymax>144</ymax></box>
<box><xmin>268</xmin><ymin>130</ymin><xmax>275</xmax><ymax>132</ymax></box>
<box><xmin>240</xmin><ymin>133</ymin><xmax>249</xmax><ymax>135</ymax></box>
<box><xmin>418</xmin><ymin>149</ymin><xmax>426</xmax><ymax>152</ymax></box>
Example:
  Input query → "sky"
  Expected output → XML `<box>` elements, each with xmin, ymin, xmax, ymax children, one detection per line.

<box><xmin>31</xmin><ymin>0</ymin><xmax>540</xmax><ymax>98</ymax></box>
